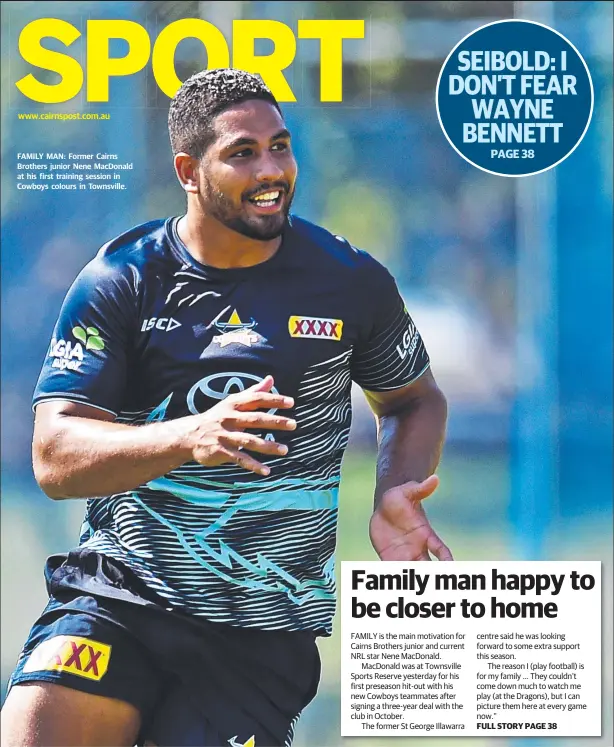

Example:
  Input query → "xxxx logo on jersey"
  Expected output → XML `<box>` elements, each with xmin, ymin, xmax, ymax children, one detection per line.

<box><xmin>23</xmin><ymin>636</ymin><xmax>111</xmax><ymax>681</ymax></box>
<box><xmin>289</xmin><ymin>316</ymin><xmax>343</xmax><ymax>341</ymax></box>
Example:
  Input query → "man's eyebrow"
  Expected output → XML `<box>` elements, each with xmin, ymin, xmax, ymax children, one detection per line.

<box><xmin>271</xmin><ymin>128</ymin><xmax>291</xmax><ymax>141</ymax></box>
<box><xmin>222</xmin><ymin>129</ymin><xmax>292</xmax><ymax>150</ymax></box>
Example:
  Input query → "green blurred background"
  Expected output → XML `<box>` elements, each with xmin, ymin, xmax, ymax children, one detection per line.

<box><xmin>1</xmin><ymin>1</ymin><xmax>612</xmax><ymax>746</ymax></box>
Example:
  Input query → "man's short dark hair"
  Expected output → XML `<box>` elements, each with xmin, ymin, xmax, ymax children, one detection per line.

<box><xmin>168</xmin><ymin>68</ymin><xmax>282</xmax><ymax>159</ymax></box>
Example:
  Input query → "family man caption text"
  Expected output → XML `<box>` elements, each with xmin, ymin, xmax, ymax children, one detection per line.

<box><xmin>341</xmin><ymin>561</ymin><xmax>600</xmax><ymax>737</ymax></box>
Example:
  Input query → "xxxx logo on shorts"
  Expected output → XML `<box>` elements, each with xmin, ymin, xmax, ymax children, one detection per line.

<box><xmin>23</xmin><ymin>636</ymin><xmax>111</xmax><ymax>681</ymax></box>
<box><xmin>288</xmin><ymin>316</ymin><xmax>343</xmax><ymax>341</ymax></box>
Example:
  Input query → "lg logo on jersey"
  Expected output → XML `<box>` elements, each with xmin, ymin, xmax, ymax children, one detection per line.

<box><xmin>48</xmin><ymin>338</ymin><xmax>84</xmax><ymax>371</ymax></box>
<box><xmin>141</xmin><ymin>317</ymin><xmax>182</xmax><ymax>332</ymax></box>
<box><xmin>396</xmin><ymin>325</ymin><xmax>419</xmax><ymax>361</ymax></box>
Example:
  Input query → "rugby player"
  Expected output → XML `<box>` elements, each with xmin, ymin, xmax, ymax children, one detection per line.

<box><xmin>2</xmin><ymin>69</ymin><xmax>451</xmax><ymax>747</ymax></box>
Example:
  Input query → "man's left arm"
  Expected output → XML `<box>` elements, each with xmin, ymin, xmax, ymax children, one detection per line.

<box><xmin>364</xmin><ymin>367</ymin><xmax>453</xmax><ymax>561</ymax></box>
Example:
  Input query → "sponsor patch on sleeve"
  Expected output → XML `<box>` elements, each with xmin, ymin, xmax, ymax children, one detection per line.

<box><xmin>23</xmin><ymin>635</ymin><xmax>111</xmax><ymax>681</ymax></box>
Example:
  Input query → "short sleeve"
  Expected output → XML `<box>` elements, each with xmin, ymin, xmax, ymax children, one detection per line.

<box><xmin>350</xmin><ymin>260</ymin><xmax>430</xmax><ymax>391</ymax></box>
<box><xmin>33</xmin><ymin>256</ymin><xmax>137</xmax><ymax>416</ymax></box>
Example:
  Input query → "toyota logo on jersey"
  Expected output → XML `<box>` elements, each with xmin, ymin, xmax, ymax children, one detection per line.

<box><xmin>186</xmin><ymin>372</ymin><xmax>280</xmax><ymax>416</ymax></box>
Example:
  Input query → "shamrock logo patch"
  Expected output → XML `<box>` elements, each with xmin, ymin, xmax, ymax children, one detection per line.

<box><xmin>72</xmin><ymin>326</ymin><xmax>104</xmax><ymax>351</ymax></box>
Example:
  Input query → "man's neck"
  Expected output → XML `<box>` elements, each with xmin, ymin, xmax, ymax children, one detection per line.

<box><xmin>177</xmin><ymin>210</ymin><xmax>282</xmax><ymax>270</ymax></box>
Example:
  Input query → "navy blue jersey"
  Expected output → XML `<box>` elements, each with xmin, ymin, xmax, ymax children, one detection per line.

<box><xmin>33</xmin><ymin>216</ymin><xmax>429</xmax><ymax>634</ymax></box>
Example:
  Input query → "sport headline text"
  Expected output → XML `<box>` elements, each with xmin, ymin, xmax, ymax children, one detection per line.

<box><xmin>15</xmin><ymin>18</ymin><xmax>365</xmax><ymax>103</ymax></box>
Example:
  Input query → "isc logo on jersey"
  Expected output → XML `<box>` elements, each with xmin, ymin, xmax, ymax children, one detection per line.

<box><xmin>23</xmin><ymin>635</ymin><xmax>111</xmax><ymax>681</ymax></box>
<box><xmin>141</xmin><ymin>317</ymin><xmax>181</xmax><ymax>332</ymax></box>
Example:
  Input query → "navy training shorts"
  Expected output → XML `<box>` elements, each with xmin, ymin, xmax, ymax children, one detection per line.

<box><xmin>7</xmin><ymin>549</ymin><xmax>321</xmax><ymax>747</ymax></box>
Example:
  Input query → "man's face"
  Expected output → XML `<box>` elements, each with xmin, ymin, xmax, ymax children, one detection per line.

<box><xmin>197</xmin><ymin>99</ymin><xmax>297</xmax><ymax>241</ymax></box>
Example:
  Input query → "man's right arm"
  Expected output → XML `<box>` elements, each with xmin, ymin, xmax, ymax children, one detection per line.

<box><xmin>33</xmin><ymin>376</ymin><xmax>296</xmax><ymax>500</ymax></box>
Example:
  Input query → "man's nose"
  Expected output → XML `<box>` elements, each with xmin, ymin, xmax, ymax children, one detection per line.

<box><xmin>254</xmin><ymin>152</ymin><xmax>284</xmax><ymax>182</ymax></box>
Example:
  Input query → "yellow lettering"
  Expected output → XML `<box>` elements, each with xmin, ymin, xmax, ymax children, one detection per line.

<box><xmin>153</xmin><ymin>20</ymin><xmax>229</xmax><ymax>99</ymax></box>
<box><xmin>15</xmin><ymin>19</ymin><xmax>83</xmax><ymax>104</ymax></box>
<box><xmin>15</xmin><ymin>18</ymin><xmax>366</xmax><ymax>104</ymax></box>
<box><xmin>86</xmin><ymin>20</ymin><xmax>150</xmax><ymax>102</ymax></box>
<box><xmin>233</xmin><ymin>20</ymin><xmax>296</xmax><ymax>102</ymax></box>
<box><xmin>298</xmin><ymin>20</ymin><xmax>365</xmax><ymax>101</ymax></box>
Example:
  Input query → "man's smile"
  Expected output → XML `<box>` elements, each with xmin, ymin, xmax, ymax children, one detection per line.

<box><xmin>243</xmin><ymin>183</ymin><xmax>289</xmax><ymax>214</ymax></box>
<box><xmin>246</xmin><ymin>189</ymin><xmax>284</xmax><ymax>213</ymax></box>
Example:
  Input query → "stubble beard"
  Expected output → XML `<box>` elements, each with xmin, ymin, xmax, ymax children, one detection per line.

<box><xmin>201</xmin><ymin>176</ymin><xmax>294</xmax><ymax>241</ymax></box>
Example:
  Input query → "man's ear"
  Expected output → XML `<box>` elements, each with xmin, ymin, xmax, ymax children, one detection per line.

<box><xmin>174</xmin><ymin>153</ymin><xmax>200</xmax><ymax>194</ymax></box>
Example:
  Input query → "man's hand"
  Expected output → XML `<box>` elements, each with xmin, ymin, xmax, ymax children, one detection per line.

<box><xmin>184</xmin><ymin>375</ymin><xmax>296</xmax><ymax>475</ymax></box>
<box><xmin>369</xmin><ymin>475</ymin><xmax>453</xmax><ymax>561</ymax></box>
<box><xmin>32</xmin><ymin>375</ymin><xmax>295</xmax><ymax>499</ymax></box>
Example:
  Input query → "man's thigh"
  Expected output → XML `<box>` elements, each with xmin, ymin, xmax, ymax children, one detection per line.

<box><xmin>4</xmin><ymin>594</ymin><xmax>166</xmax><ymax>744</ymax></box>
<box><xmin>1</xmin><ymin>682</ymin><xmax>141</xmax><ymax>747</ymax></box>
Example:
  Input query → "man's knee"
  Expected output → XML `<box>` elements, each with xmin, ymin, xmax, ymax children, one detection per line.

<box><xmin>1</xmin><ymin>681</ymin><xmax>141</xmax><ymax>747</ymax></box>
